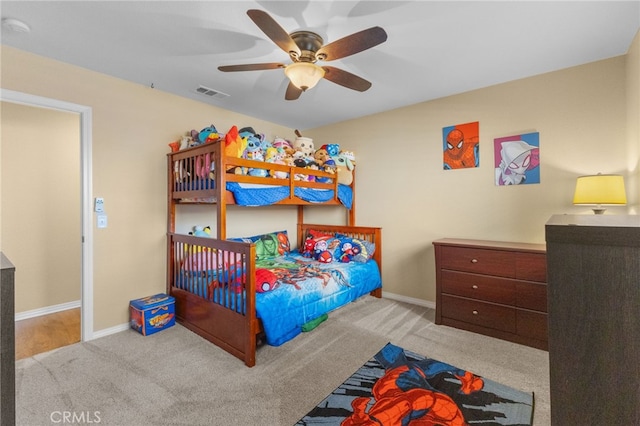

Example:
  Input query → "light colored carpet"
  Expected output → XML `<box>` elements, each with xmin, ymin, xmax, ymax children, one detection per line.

<box><xmin>16</xmin><ymin>297</ymin><xmax>550</xmax><ymax>425</ymax></box>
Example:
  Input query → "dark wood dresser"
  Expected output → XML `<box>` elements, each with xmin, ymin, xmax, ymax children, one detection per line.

<box><xmin>433</xmin><ymin>238</ymin><xmax>548</xmax><ymax>350</ymax></box>
<box><xmin>1</xmin><ymin>252</ymin><xmax>16</xmax><ymax>426</ymax></box>
<box><xmin>546</xmin><ymin>214</ymin><xmax>640</xmax><ymax>425</ymax></box>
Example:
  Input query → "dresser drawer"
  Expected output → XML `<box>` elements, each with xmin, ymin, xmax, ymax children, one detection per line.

<box><xmin>434</xmin><ymin>238</ymin><xmax>547</xmax><ymax>350</ymax></box>
<box><xmin>441</xmin><ymin>270</ymin><xmax>516</xmax><ymax>305</ymax></box>
<box><xmin>440</xmin><ymin>246</ymin><xmax>515</xmax><ymax>278</ymax></box>
<box><xmin>441</xmin><ymin>295</ymin><xmax>516</xmax><ymax>333</ymax></box>
<box><xmin>515</xmin><ymin>252</ymin><xmax>547</xmax><ymax>282</ymax></box>
<box><xmin>517</xmin><ymin>309</ymin><xmax>548</xmax><ymax>341</ymax></box>
<box><xmin>516</xmin><ymin>281</ymin><xmax>547</xmax><ymax>312</ymax></box>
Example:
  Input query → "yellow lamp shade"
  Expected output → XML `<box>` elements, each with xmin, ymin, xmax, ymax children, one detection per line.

<box><xmin>573</xmin><ymin>173</ymin><xmax>627</xmax><ymax>214</ymax></box>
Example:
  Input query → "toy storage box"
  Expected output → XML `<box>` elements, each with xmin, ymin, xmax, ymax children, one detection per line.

<box><xmin>129</xmin><ymin>293</ymin><xmax>175</xmax><ymax>336</ymax></box>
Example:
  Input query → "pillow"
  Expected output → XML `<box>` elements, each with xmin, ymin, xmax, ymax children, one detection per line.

<box><xmin>334</xmin><ymin>234</ymin><xmax>376</xmax><ymax>263</ymax></box>
<box><xmin>299</xmin><ymin>229</ymin><xmax>335</xmax><ymax>258</ymax></box>
<box><xmin>229</xmin><ymin>230</ymin><xmax>291</xmax><ymax>260</ymax></box>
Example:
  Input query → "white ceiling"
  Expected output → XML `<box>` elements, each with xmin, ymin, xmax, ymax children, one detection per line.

<box><xmin>1</xmin><ymin>1</ymin><xmax>639</xmax><ymax>130</ymax></box>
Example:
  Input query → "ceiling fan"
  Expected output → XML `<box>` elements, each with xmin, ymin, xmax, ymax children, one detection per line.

<box><xmin>218</xmin><ymin>9</ymin><xmax>387</xmax><ymax>100</ymax></box>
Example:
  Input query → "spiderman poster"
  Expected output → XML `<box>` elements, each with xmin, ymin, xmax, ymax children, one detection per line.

<box><xmin>297</xmin><ymin>343</ymin><xmax>534</xmax><ymax>426</ymax></box>
<box><xmin>443</xmin><ymin>121</ymin><xmax>480</xmax><ymax>170</ymax></box>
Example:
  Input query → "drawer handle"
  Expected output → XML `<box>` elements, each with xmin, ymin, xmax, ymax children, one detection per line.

<box><xmin>472</xmin><ymin>285</ymin><xmax>478</xmax><ymax>289</ymax></box>
<box><xmin>472</xmin><ymin>310</ymin><xmax>479</xmax><ymax>315</ymax></box>
<box><xmin>471</xmin><ymin>258</ymin><xmax>478</xmax><ymax>263</ymax></box>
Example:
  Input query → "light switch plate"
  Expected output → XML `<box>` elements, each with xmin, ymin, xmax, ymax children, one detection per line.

<box><xmin>97</xmin><ymin>214</ymin><xmax>108</xmax><ymax>228</ymax></box>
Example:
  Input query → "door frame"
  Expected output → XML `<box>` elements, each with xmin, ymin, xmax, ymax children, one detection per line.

<box><xmin>1</xmin><ymin>89</ymin><xmax>94</xmax><ymax>342</ymax></box>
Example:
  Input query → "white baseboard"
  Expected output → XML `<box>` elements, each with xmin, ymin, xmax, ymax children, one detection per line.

<box><xmin>15</xmin><ymin>300</ymin><xmax>81</xmax><ymax>321</ymax></box>
<box><xmin>92</xmin><ymin>323</ymin><xmax>131</xmax><ymax>340</ymax></box>
<box><xmin>382</xmin><ymin>291</ymin><xmax>436</xmax><ymax>310</ymax></box>
<box><xmin>15</xmin><ymin>294</ymin><xmax>433</xmax><ymax>340</ymax></box>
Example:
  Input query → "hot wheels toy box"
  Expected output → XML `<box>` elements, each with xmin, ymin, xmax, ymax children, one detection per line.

<box><xmin>129</xmin><ymin>293</ymin><xmax>175</xmax><ymax>336</ymax></box>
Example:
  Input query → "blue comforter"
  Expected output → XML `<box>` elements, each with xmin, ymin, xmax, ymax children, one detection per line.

<box><xmin>175</xmin><ymin>179</ymin><xmax>353</xmax><ymax>209</ymax></box>
<box><xmin>176</xmin><ymin>253</ymin><xmax>381</xmax><ymax>346</ymax></box>
<box><xmin>254</xmin><ymin>254</ymin><xmax>381</xmax><ymax>346</ymax></box>
<box><xmin>226</xmin><ymin>182</ymin><xmax>353</xmax><ymax>209</ymax></box>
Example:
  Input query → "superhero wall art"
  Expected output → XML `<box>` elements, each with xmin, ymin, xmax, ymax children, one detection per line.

<box><xmin>494</xmin><ymin>132</ymin><xmax>540</xmax><ymax>185</ymax></box>
<box><xmin>443</xmin><ymin>121</ymin><xmax>479</xmax><ymax>170</ymax></box>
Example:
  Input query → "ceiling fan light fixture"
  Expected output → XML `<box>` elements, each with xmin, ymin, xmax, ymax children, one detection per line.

<box><xmin>284</xmin><ymin>62</ymin><xmax>325</xmax><ymax>91</ymax></box>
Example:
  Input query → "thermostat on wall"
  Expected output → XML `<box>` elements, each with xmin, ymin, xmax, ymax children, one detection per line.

<box><xmin>94</xmin><ymin>197</ymin><xmax>104</xmax><ymax>213</ymax></box>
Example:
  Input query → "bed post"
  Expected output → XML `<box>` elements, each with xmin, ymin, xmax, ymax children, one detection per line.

<box><xmin>214</xmin><ymin>142</ymin><xmax>227</xmax><ymax>239</ymax></box>
<box><xmin>167</xmin><ymin>154</ymin><xmax>173</xmax><ymax>296</ymax></box>
<box><xmin>244</xmin><ymin>244</ymin><xmax>257</xmax><ymax>367</ymax></box>
<box><xmin>348</xmin><ymin>169</ymin><xmax>356</xmax><ymax>226</ymax></box>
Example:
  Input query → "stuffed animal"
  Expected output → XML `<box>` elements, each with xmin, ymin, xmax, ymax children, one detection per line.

<box><xmin>243</xmin><ymin>135</ymin><xmax>264</xmax><ymax>161</ymax></box>
<box><xmin>332</xmin><ymin>152</ymin><xmax>355</xmax><ymax>185</ymax></box>
<box><xmin>265</xmin><ymin>147</ymin><xmax>288</xmax><ymax>179</ymax></box>
<box><xmin>341</xmin><ymin>150</ymin><xmax>356</xmax><ymax>164</ymax></box>
<box><xmin>314</xmin><ymin>147</ymin><xmax>331</xmax><ymax>166</ymax></box>
<box><xmin>300</xmin><ymin>235</ymin><xmax>317</xmax><ymax>258</ymax></box>
<box><xmin>224</xmin><ymin>125</ymin><xmax>245</xmax><ymax>158</ymax></box>
<box><xmin>272</xmin><ymin>137</ymin><xmax>292</xmax><ymax>151</ymax></box>
<box><xmin>306</xmin><ymin>161</ymin><xmax>323</xmax><ymax>182</ymax></box>
<box><xmin>313</xmin><ymin>148</ymin><xmax>335</xmax><ymax>182</ymax></box>
<box><xmin>179</xmin><ymin>134</ymin><xmax>193</xmax><ymax>149</ymax></box>
<box><xmin>293</xmin><ymin>137</ymin><xmax>315</xmax><ymax>161</ymax></box>
<box><xmin>186</xmin><ymin>226</ymin><xmax>212</xmax><ymax>255</ymax></box>
<box><xmin>238</xmin><ymin>126</ymin><xmax>256</xmax><ymax>139</ymax></box>
<box><xmin>248</xmin><ymin>169</ymin><xmax>268</xmax><ymax>177</ymax></box>
<box><xmin>324</xmin><ymin>143</ymin><xmax>340</xmax><ymax>157</ymax></box>
<box><xmin>190</xmin><ymin>125</ymin><xmax>219</xmax><ymax>145</ymax></box>
<box><xmin>189</xmin><ymin>225</ymin><xmax>211</xmax><ymax>237</ymax></box>
<box><xmin>264</xmin><ymin>147</ymin><xmax>278</xmax><ymax>163</ymax></box>
<box><xmin>260</xmin><ymin>136</ymin><xmax>272</xmax><ymax>153</ymax></box>
<box><xmin>293</xmin><ymin>158</ymin><xmax>309</xmax><ymax>181</ymax></box>
<box><xmin>336</xmin><ymin>238</ymin><xmax>356</xmax><ymax>263</ymax></box>
<box><xmin>312</xmin><ymin>239</ymin><xmax>333</xmax><ymax>263</ymax></box>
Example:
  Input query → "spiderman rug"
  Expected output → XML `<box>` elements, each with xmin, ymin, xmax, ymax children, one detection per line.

<box><xmin>296</xmin><ymin>343</ymin><xmax>534</xmax><ymax>426</ymax></box>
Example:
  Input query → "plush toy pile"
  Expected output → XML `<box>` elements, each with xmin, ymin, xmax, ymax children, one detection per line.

<box><xmin>169</xmin><ymin>124</ymin><xmax>356</xmax><ymax>184</ymax></box>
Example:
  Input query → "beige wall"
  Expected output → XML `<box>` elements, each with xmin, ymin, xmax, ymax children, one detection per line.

<box><xmin>0</xmin><ymin>46</ymin><xmax>298</xmax><ymax>330</ymax></box>
<box><xmin>307</xmin><ymin>44</ymin><xmax>639</xmax><ymax>301</ymax></box>
<box><xmin>1</xmin><ymin>102</ymin><xmax>81</xmax><ymax>312</ymax></box>
<box><xmin>1</xmin><ymin>29</ymin><xmax>638</xmax><ymax>331</ymax></box>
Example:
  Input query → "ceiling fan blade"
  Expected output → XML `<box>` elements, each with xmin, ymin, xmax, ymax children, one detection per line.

<box><xmin>316</xmin><ymin>27</ymin><xmax>387</xmax><ymax>61</ymax></box>
<box><xmin>247</xmin><ymin>9</ymin><xmax>301</xmax><ymax>57</ymax></box>
<box><xmin>321</xmin><ymin>66</ymin><xmax>372</xmax><ymax>92</ymax></box>
<box><xmin>218</xmin><ymin>63</ymin><xmax>285</xmax><ymax>72</ymax></box>
<box><xmin>285</xmin><ymin>82</ymin><xmax>303</xmax><ymax>100</ymax></box>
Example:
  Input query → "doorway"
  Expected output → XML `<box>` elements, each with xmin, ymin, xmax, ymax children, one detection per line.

<box><xmin>0</xmin><ymin>89</ymin><xmax>93</xmax><ymax>345</ymax></box>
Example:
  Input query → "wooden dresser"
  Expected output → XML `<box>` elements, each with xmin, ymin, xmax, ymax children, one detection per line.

<box><xmin>433</xmin><ymin>238</ymin><xmax>548</xmax><ymax>350</ymax></box>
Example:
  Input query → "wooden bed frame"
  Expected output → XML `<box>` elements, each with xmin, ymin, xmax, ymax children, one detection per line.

<box><xmin>166</xmin><ymin>142</ymin><xmax>381</xmax><ymax>367</ymax></box>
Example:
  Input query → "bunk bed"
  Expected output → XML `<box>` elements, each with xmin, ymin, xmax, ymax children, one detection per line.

<box><xmin>167</xmin><ymin>141</ymin><xmax>382</xmax><ymax>367</ymax></box>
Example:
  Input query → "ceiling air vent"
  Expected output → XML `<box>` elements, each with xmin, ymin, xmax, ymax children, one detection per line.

<box><xmin>195</xmin><ymin>85</ymin><xmax>229</xmax><ymax>100</ymax></box>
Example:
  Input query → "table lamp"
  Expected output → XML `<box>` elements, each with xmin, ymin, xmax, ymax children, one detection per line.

<box><xmin>573</xmin><ymin>173</ymin><xmax>627</xmax><ymax>214</ymax></box>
